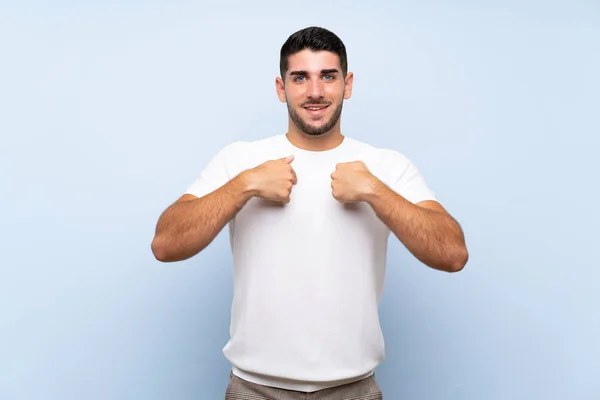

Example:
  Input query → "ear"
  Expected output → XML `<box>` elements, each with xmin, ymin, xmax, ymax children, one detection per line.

<box><xmin>343</xmin><ymin>72</ymin><xmax>354</xmax><ymax>100</ymax></box>
<box><xmin>275</xmin><ymin>77</ymin><xmax>287</xmax><ymax>103</ymax></box>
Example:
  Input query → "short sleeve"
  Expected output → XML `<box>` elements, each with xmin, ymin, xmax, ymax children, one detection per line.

<box><xmin>387</xmin><ymin>151</ymin><xmax>438</xmax><ymax>204</ymax></box>
<box><xmin>183</xmin><ymin>144</ymin><xmax>235</xmax><ymax>198</ymax></box>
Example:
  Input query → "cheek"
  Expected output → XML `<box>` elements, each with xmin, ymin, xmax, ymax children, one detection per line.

<box><xmin>285</xmin><ymin>91</ymin><xmax>304</xmax><ymax>106</ymax></box>
<box><xmin>326</xmin><ymin>85</ymin><xmax>344</xmax><ymax>100</ymax></box>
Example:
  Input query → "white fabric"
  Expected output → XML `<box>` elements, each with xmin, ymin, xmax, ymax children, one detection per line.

<box><xmin>184</xmin><ymin>134</ymin><xmax>438</xmax><ymax>392</ymax></box>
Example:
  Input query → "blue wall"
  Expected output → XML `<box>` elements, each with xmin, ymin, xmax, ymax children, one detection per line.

<box><xmin>1</xmin><ymin>1</ymin><xmax>598</xmax><ymax>399</ymax></box>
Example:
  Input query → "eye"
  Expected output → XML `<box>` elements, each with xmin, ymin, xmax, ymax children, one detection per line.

<box><xmin>294</xmin><ymin>75</ymin><xmax>306</xmax><ymax>82</ymax></box>
<box><xmin>323</xmin><ymin>74</ymin><xmax>335</xmax><ymax>81</ymax></box>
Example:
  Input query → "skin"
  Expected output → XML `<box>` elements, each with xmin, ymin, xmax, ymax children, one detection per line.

<box><xmin>330</xmin><ymin>161</ymin><xmax>468</xmax><ymax>272</ymax></box>
<box><xmin>152</xmin><ymin>49</ymin><xmax>468</xmax><ymax>272</ymax></box>
<box><xmin>275</xmin><ymin>49</ymin><xmax>353</xmax><ymax>151</ymax></box>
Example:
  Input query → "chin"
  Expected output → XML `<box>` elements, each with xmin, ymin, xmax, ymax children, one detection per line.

<box><xmin>288</xmin><ymin>104</ymin><xmax>340</xmax><ymax>137</ymax></box>
<box><xmin>301</xmin><ymin>122</ymin><xmax>331</xmax><ymax>136</ymax></box>
<box><xmin>304</xmin><ymin>130</ymin><xmax>328</xmax><ymax>136</ymax></box>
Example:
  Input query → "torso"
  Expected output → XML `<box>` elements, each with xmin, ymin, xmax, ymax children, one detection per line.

<box><xmin>217</xmin><ymin>135</ymin><xmax>399</xmax><ymax>391</ymax></box>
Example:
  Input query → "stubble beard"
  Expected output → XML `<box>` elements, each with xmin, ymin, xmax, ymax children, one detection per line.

<box><xmin>287</xmin><ymin>100</ymin><xmax>344</xmax><ymax>137</ymax></box>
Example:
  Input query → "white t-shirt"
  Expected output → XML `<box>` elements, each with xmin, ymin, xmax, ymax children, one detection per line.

<box><xmin>184</xmin><ymin>134</ymin><xmax>437</xmax><ymax>392</ymax></box>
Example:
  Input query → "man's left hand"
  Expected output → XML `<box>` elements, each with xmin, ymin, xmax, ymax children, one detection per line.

<box><xmin>330</xmin><ymin>161</ymin><xmax>379</xmax><ymax>203</ymax></box>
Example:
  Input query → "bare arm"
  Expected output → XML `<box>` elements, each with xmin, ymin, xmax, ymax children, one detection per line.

<box><xmin>151</xmin><ymin>155</ymin><xmax>297</xmax><ymax>263</ymax></box>
<box><xmin>331</xmin><ymin>161</ymin><xmax>468</xmax><ymax>272</ymax></box>
<box><xmin>365</xmin><ymin>182</ymin><xmax>468</xmax><ymax>272</ymax></box>
<box><xmin>151</xmin><ymin>174</ymin><xmax>254</xmax><ymax>262</ymax></box>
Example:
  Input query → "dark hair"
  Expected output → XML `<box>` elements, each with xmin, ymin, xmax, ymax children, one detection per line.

<box><xmin>279</xmin><ymin>26</ymin><xmax>348</xmax><ymax>80</ymax></box>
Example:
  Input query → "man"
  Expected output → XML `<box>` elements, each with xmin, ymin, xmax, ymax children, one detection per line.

<box><xmin>151</xmin><ymin>26</ymin><xmax>468</xmax><ymax>400</ymax></box>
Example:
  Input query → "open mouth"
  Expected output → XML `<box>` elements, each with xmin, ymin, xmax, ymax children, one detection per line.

<box><xmin>303</xmin><ymin>104</ymin><xmax>330</xmax><ymax>117</ymax></box>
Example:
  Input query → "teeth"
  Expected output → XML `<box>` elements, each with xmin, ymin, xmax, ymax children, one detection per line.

<box><xmin>307</xmin><ymin>107</ymin><xmax>326</xmax><ymax>110</ymax></box>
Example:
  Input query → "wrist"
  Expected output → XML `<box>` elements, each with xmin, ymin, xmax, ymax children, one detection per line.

<box><xmin>361</xmin><ymin>176</ymin><xmax>387</xmax><ymax>204</ymax></box>
<box><xmin>235</xmin><ymin>170</ymin><xmax>259</xmax><ymax>198</ymax></box>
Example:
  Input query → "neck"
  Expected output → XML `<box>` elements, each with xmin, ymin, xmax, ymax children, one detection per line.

<box><xmin>286</xmin><ymin>125</ymin><xmax>344</xmax><ymax>152</ymax></box>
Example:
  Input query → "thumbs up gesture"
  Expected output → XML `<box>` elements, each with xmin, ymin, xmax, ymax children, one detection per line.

<box><xmin>330</xmin><ymin>161</ymin><xmax>377</xmax><ymax>203</ymax></box>
<box><xmin>244</xmin><ymin>155</ymin><xmax>297</xmax><ymax>203</ymax></box>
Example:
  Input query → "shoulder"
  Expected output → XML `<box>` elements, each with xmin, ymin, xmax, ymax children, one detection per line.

<box><xmin>345</xmin><ymin>137</ymin><xmax>413</xmax><ymax>170</ymax></box>
<box><xmin>343</xmin><ymin>137</ymin><xmax>429</xmax><ymax>192</ymax></box>
<box><xmin>210</xmin><ymin>134</ymin><xmax>286</xmax><ymax>176</ymax></box>
<box><xmin>347</xmin><ymin>138</ymin><xmax>437</xmax><ymax>202</ymax></box>
<box><xmin>215</xmin><ymin>134</ymin><xmax>285</xmax><ymax>160</ymax></box>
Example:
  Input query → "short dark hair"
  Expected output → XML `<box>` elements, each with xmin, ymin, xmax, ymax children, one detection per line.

<box><xmin>279</xmin><ymin>26</ymin><xmax>348</xmax><ymax>80</ymax></box>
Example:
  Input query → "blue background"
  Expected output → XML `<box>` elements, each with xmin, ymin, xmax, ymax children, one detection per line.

<box><xmin>1</xmin><ymin>1</ymin><xmax>599</xmax><ymax>399</ymax></box>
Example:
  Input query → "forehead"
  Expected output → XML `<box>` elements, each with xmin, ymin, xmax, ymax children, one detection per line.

<box><xmin>286</xmin><ymin>49</ymin><xmax>341</xmax><ymax>74</ymax></box>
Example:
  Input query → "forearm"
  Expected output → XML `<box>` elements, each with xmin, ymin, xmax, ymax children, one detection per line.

<box><xmin>152</xmin><ymin>174</ymin><xmax>254</xmax><ymax>262</ymax></box>
<box><xmin>365</xmin><ymin>181</ymin><xmax>468</xmax><ymax>272</ymax></box>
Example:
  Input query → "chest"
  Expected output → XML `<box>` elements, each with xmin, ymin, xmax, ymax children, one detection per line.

<box><xmin>231</xmin><ymin>157</ymin><xmax>389</xmax><ymax>241</ymax></box>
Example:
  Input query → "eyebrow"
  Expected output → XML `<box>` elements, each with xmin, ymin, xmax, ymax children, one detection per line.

<box><xmin>289</xmin><ymin>68</ymin><xmax>340</xmax><ymax>76</ymax></box>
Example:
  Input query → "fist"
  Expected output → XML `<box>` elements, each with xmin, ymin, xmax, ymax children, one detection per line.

<box><xmin>330</xmin><ymin>161</ymin><xmax>376</xmax><ymax>203</ymax></box>
<box><xmin>244</xmin><ymin>155</ymin><xmax>297</xmax><ymax>203</ymax></box>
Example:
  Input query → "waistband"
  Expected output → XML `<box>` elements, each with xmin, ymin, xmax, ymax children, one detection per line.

<box><xmin>231</xmin><ymin>365</ymin><xmax>374</xmax><ymax>392</ymax></box>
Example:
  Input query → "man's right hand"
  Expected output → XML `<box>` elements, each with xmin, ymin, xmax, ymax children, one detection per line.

<box><xmin>242</xmin><ymin>155</ymin><xmax>297</xmax><ymax>203</ymax></box>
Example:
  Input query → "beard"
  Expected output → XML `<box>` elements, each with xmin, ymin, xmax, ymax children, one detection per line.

<box><xmin>287</xmin><ymin>100</ymin><xmax>344</xmax><ymax>136</ymax></box>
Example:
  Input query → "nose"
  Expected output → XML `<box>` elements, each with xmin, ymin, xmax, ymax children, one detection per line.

<box><xmin>306</xmin><ymin>78</ymin><xmax>324</xmax><ymax>100</ymax></box>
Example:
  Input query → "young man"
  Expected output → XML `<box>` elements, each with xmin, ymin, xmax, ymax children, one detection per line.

<box><xmin>152</xmin><ymin>26</ymin><xmax>468</xmax><ymax>399</ymax></box>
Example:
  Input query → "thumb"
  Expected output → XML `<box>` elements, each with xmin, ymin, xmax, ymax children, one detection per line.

<box><xmin>282</xmin><ymin>155</ymin><xmax>294</xmax><ymax>164</ymax></box>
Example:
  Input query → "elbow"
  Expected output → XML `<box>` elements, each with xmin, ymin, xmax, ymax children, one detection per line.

<box><xmin>151</xmin><ymin>236</ymin><xmax>168</xmax><ymax>262</ymax></box>
<box><xmin>151</xmin><ymin>235</ymin><xmax>206</xmax><ymax>263</ymax></box>
<box><xmin>151</xmin><ymin>236</ymin><xmax>178</xmax><ymax>263</ymax></box>
<box><xmin>421</xmin><ymin>247</ymin><xmax>469</xmax><ymax>273</ymax></box>
<box><xmin>447</xmin><ymin>247</ymin><xmax>469</xmax><ymax>273</ymax></box>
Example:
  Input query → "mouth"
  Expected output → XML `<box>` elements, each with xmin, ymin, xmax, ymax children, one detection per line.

<box><xmin>302</xmin><ymin>104</ymin><xmax>330</xmax><ymax>117</ymax></box>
